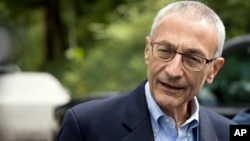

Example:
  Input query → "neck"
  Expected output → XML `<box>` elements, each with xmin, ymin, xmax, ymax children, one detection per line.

<box><xmin>162</xmin><ymin>101</ymin><xmax>191</xmax><ymax>129</ymax></box>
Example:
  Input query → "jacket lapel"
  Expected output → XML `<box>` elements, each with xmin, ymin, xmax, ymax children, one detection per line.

<box><xmin>199</xmin><ymin>106</ymin><xmax>219</xmax><ymax>141</ymax></box>
<box><xmin>122</xmin><ymin>118</ymin><xmax>154</xmax><ymax>141</ymax></box>
<box><xmin>121</xmin><ymin>81</ymin><xmax>154</xmax><ymax>141</ymax></box>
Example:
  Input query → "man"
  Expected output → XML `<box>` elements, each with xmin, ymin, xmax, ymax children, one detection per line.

<box><xmin>56</xmin><ymin>1</ymin><xmax>235</xmax><ymax>141</ymax></box>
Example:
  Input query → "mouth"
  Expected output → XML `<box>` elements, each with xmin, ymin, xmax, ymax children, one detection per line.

<box><xmin>159</xmin><ymin>81</ymin><xmax>184</xmax><ymax>94</ymax></box>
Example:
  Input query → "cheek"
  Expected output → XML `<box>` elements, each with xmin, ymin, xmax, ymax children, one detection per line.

<box><xmin>188</xmin><ymin>72</ymin><xmax>207</xmax><ymax>94</ymax></box>
<box><xmin>147</xmin><ymin>60</ymin><xmax>164</xmax><ymax>79</ymax></box>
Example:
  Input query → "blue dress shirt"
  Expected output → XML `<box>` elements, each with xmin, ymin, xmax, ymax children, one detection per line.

<box><xmin>145</xmin><ymin>81</ymin><xmax>199</xmax><ymax>141</ymax></box>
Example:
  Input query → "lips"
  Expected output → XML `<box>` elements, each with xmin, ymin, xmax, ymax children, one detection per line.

<box><xmin>159</xmin><ymin>81</ymin><xmax>184</xmax><ymax>94</ymax></box>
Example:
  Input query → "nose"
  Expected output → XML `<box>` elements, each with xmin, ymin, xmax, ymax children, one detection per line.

<box><xmin>164</xmin><ymin>54</ymin><xmax>184</xmax><ymax>78</ymax></box>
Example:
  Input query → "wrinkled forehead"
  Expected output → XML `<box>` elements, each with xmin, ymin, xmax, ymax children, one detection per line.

<box><xmin>155</xmin><ymin>11</ymin><xmax>217</xmax><ymax>35</ymax></box>
<box><xmin>156</xmin><ymin>11</ymin><xmax>217</xmax><ymax>43</ymax></box>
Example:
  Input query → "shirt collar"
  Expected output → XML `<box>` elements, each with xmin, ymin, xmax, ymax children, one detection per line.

<box><xmin>145</xmin><ymin>81</ymin><xmax>165</xmax><ymax>123</ymax></box>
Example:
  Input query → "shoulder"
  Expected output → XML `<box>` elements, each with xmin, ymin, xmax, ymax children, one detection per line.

<box><xmin>57</xmin><ymin>81</ymin><xmax>147</xmax><ymax>140</ymax></box>
<box><xmin>57</xmin><ymin>93</ymin><xmax>133</xmax><ymax>140</ymax></box>
<box><xmin>199</xmin><ymin>105</ymin><xmax>236</xmax><ymax>125</ymax></box>
<box><xmin>199</xmin><ymin>106</ymin><xmax>236</xmax><ymax>138</ymax></box>
<box><xmin>70</xmin><ymin>80</ymin><xmax>147</xmax><ymax>119</ymax></box>
<box><xmin>61</xmin><ymin>94</ymin><xmax>130</xmax><ymax>138</ymax></box>
<box><xmin>199</xmin><ymin>106</ymin><xmax>236</xmax><ymax>140</ymax></box>
<box><xmin>71</xmin><ymin>93</ymin><xmax>129</xmax><ymax>119</ymax></box>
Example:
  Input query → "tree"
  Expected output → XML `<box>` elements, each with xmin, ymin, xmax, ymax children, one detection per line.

<box><xmin>44</xmin><ymin>0</ymin><xmax>67</xmax><ymax>62</ymax></box>
<box><xmin>1</xmin><ymin>0</ymin><xmax>249</xmax><ymax>97</ymax></box>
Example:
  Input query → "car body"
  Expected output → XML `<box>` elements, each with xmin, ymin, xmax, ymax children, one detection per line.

<box><xmin>198</xmin><ymin>33</ymin><xmax>250</xmax><ymax>118</ymax></box>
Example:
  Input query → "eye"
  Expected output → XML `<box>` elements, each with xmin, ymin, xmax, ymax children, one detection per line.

<box><xmin>185</xmin><ymin>54</ymin><xmax>203</xmax><ymax>64</ymax></box>
<box><xmin>157</xmin><ymin>44</ymin><xmax>174</xmax><ymax>54</ymax></box>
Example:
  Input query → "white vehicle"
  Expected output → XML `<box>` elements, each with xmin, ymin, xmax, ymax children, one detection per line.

<box><xmin>0</xmin><ymin>72</ymin><xmax>70</xmax><ymax>141</ymax></box>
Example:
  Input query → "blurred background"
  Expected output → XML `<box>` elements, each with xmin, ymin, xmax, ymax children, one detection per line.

<box><xmin>0</xmin><ymin>0</ymin><xmax>250</xmax><ymax>140</ymax></box>
<box><xmin>1</xmin><ymin>0</ymin><xmax>249</xmax><ymax>97</ymax></box>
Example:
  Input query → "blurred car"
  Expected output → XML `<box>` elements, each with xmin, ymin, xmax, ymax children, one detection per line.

<box><xmin>198</xmin><ymin>33</ymin><xmax>250</xmax><ymax>118</ymax></box>
<box><xmin>0</xmin><ymin>72</ymin><xmax>70</xmax><ymax>141</ymax></box>
<box><xmin>54</xmin><ymin>34</ymin><xmax>250</xmax><ymax>132</ymax></box>
<box><xmin>0</xmin><ymin>24</ymin><xmax>70</xmax><ymax>141</ymax></box>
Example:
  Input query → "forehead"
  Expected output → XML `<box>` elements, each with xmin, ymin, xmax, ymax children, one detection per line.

<box><xmin>153</xmin><ymin>13</ymin><xmax>217</xmax><ymax>57</ymax></box>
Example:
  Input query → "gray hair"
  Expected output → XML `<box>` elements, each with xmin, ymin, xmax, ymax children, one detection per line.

<box><xmin>149</xmin><ymin>1</ymin><xmax>225</xmax><ymax>57</ymax></box>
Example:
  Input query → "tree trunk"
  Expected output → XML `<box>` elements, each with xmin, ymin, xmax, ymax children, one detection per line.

<box><xmin>44</xmin><ymin>0</ymin><xmax>67</xmax><ymax>62</ymax></box>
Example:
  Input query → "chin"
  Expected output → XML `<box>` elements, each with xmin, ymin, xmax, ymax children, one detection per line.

<box><xmin>155</xmin><ymin>93</ymin><xmax>181</xmax><ymax>108</ymax></box>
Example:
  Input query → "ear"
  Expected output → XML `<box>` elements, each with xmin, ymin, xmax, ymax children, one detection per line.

<box><xmin>206</xmin><ymin>57</ymin><xmax>224</xmax><ymax>84</ymax></box>
<box><xmin>144</xmin><ymin>36</ymin><xmax>151</xmax><ymax>65</ymax></box>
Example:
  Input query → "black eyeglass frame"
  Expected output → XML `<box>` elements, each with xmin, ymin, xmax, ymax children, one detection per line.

<box><xmin>150</xmin><ymin>40</ymin><xmax>218</xmax><ymax>71</ymax></box>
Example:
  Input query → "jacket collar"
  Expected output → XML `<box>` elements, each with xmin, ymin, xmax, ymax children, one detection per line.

<box><xmin>122</xmin><ymin>81</ymin><xmax>154</xmax><ymax>141</ymax></box>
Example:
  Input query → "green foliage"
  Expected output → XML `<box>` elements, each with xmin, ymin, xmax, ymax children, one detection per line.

<box><xmin>8</xmin><ymin>10</ymin><xmax>45</xmax><ymax>71</ymax></box>
<box><xmin>56</xmin><ymin>0</ymin><xmax>176</xmax><ymax>97</ymax></box>
<box><xmin>205</xmin><ymin>0</ymin><xmax>250</xmax><ymax>38</ymax></box>
<box><xmin>1</xmin><ymin>0</ymin><xmax>250</xmax><ymax>98</ymax></box>
<box><xmin>16</xmin><ymin>18</ymin><xmax>45</xmax><ymax>70</ymax></box>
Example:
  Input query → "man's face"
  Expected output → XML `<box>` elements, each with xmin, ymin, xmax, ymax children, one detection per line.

<box><xmin>144</xmin><ymin>13</ymin><xmax>224</xmax><ymax>110</ymax></box>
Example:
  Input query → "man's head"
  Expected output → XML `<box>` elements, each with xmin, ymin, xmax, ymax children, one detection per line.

<box><xmin>144</xmin><ymin>1</ymin><xmax>225</xmax><ymax>110</ymax></box>
<box><xmin>150</xmin><ymin>1</ymin><xmax>225</xmax><ymax>57</ymax></box>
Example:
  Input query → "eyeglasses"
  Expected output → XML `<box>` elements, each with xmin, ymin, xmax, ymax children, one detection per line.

<box><xmin>150</xmin><ymin>41</ymin><xmax>217</xmax><ymax>71</ymax></box>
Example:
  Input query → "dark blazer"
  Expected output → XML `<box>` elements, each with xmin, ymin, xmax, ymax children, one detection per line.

<box><xmin>56</xmin><ymin>81</ymin><xmax>236</xmax><ymax>141</ymax></box>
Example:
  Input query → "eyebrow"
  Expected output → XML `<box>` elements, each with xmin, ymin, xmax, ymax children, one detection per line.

<box><xmin>157</xmin><ymin>40</ymin><xmax>176</xmax><ymax>49</ymax></box>
<box><xmin>157</xmin><ymin>40</ymin><xmax>206</xmax><ymax>57</ymax></box>
<box><xmin>183</xmin><ymin>47</ymin><xmax>206</xmax><ymax>57</ymax></box>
